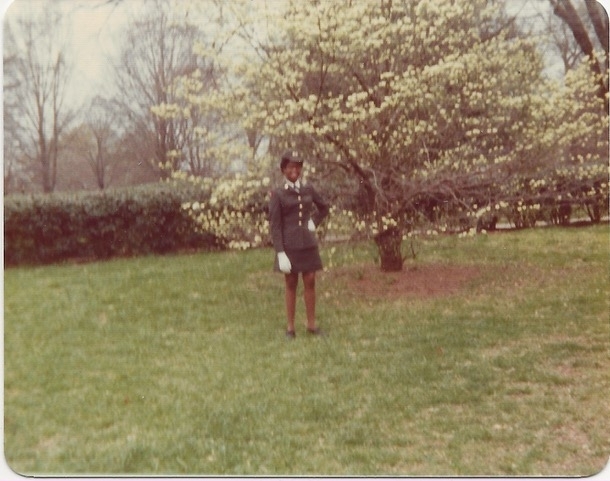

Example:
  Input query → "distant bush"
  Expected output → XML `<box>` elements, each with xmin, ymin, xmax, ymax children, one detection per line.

<box><xmin>177</xmin><ymin>172</ymin><xmax>273</xmax><ymax>251</ymax></box>
<box><xmin>4</xmin><ymin>183</ymin><xmax>222</xmax><ymax>266</ymax></box>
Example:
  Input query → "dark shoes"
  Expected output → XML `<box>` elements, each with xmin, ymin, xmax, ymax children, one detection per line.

<box><xmin>307</xmin><ymin>327</ymin><xmax>325</xmax><ymax>336</ymax></box>
<box><xmin>285</xmin><ymin>328</ymin><xmax>325</xmax><ymax>339</ymax></box>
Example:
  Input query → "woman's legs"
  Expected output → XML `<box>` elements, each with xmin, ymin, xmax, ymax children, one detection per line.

<box><xmin>284</xmin><ymin>271</ymin><xmax>318</xmax><ymax>333</ymax></box>
<box><xmin>284</xmin><ymin>273</ymin><xmax>299</xmax><ymax>333</ymax></box>
<box><xmin>302</xmin><ymin>271</ymin><xmax>317</xmax><ymax>330</ymax></box>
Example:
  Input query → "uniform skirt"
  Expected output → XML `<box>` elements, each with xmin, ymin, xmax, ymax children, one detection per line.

<box><xmin>274</xmin><ymin>246</ymin><xmax>323</xmax><ymax>273</ymax></box>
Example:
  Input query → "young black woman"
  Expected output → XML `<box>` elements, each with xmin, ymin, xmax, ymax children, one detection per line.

<box><xmin>268</xmin><ymin>150</ymin><xmax>330</xmax><ymax>339</ymax></box>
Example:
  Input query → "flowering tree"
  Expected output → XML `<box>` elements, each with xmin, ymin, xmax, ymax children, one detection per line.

<box><xmin>231</xmin><ymin>0</ymin><xmax>606</xmax><ymax>270</ymax></box>
<box><xmin>161</xmin><ymin>0</ymin><xmax>607</xmax><ymax>271</ymax></box>
<box><xmin>177</xmin><ymin>171</ymin><xmax>271</xmax><ymax>250</ymax></box>
<box><xmin>532</xmin><ymin>60</ymin><xmax>608</xmax><ymax>224</ymax></box>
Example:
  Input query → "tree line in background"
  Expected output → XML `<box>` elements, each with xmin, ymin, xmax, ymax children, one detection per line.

<box><xmin>3</xmin><ymin>0</ymin><xmax>608</xmax><ymax>270</ymax></box>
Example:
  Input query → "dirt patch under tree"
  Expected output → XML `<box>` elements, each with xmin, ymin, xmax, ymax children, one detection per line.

<box><xmin>323</xmin><ymin>263</ymin><xmax>482</xmax><ymax>300</ymax></box>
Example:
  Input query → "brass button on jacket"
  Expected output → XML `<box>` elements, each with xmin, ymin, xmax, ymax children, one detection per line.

<box><xmin>269</xmin><ymin>184</ymin><xmax>330</xmax><ymax>252</ymax></box>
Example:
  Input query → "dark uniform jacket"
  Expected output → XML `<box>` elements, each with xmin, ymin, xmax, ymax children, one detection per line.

<box><xmin>269</xmin><ymin>183</ymin><xmax>330</xmax><ymax>253</ymax></box>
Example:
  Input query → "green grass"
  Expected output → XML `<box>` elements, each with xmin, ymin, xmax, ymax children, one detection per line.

<box><xmin>4</xmin><ymin>225</ymin><xmax>609</xmax><ymax>476</ymax></box>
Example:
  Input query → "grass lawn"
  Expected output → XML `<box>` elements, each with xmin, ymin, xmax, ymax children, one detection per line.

<box><xmin>4</xmin><ymin>225</ymin><xmax>609</xmax><ymax>476</ymax></box>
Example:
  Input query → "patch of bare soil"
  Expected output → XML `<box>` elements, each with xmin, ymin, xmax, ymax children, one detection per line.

<box><xmin>326</xmin><ymin>263</ymin><xmax>481</xmax><ymax>300</ymax></box>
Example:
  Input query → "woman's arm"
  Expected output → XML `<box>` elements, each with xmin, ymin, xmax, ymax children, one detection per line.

<box><xmin>268</xmin><ymin>190</ymin><xmax>285</xmax><ymax>252</ymax></box>
<box><xmin>310</xmin><ymin>186</ymin><xmax>330</xmax><ymax>227</ymax></box>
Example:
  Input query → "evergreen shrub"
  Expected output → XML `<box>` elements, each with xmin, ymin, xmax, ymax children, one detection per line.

<box><xmin>4</xmin><ymin>183</ymin><xmax>221</xmax><ymax>266</ymax></box>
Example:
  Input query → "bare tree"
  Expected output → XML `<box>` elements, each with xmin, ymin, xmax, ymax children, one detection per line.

<box><xmin>550</xmin><ymin>13</ymin><xmax>586</xmax><ymax>71</ymax></box>
<box><xmin>3</xmin><ymin>3</ymin><xmax>74</xmax><ymax>193</ymax></box>
<box><xmin>550</xmin><ymin>0</ymin><xmax>609</xmax><ymax>110</ymax></box>
<box><xmin>111</xmin><ymin>0</ymin><xmax>205</xmax><ymax>178</ymax></box>
<box><xmin>3</xmin><ymin>22</ymin><xmax>29</xmax><ymax>194</ymax></box>
<box><xmin>520</xmin><ymin>0</ymin><xmax>584</xmax><ymax>73</ymax></box>
<box><xmin>82</xmin><ymin>96</ymin><xmax>120</xmax><ymax>189</ymax></box>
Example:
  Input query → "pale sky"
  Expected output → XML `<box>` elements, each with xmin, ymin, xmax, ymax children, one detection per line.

<box><xmin>2</xmin><ymin>0</ymin><xmax>137</xmax><ymax>107</ymax></box>
<box><xmin>2</xmin><ymin>0</ymin><xmax>610</xmax><ymax>108</ymax></box>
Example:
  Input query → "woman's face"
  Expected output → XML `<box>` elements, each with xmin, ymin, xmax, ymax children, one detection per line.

<box><xmin>283</xmin><ymin>161</ymin><xmax>302</xmax><ymax>183</ymax></box>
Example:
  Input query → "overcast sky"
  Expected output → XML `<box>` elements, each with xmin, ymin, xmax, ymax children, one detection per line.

<box><xmin>2</xmin><ymin>0</ymin><xmax>139</xmax><ymax>107</ymax></box>
<box><xmin>2</xmin><ymin>0</ymin><xmax>610</xmax><ymax>109</ymax></box>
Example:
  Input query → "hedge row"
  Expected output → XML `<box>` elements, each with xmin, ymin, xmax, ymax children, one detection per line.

<box><xmin>4</xmin><ymin>183</ymin><xmax>221</xmax><ymax>266</ymax></box>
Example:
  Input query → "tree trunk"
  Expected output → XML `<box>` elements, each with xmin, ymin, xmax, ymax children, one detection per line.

<box><xmin>374</xmin><ymin>226</ymin><xmax>404</xmax><ymax>272</ymax></box>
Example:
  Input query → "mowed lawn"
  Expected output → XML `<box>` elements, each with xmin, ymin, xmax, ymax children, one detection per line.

<box><xmin>4</xmin><ymin>225</ymin><xmax>609</xmax><ymax>476</ymax></box>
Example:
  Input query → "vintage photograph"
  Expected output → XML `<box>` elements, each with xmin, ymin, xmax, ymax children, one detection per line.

<box><xmin>3</xmin><ymin>0</ymin><xmax>609</xmax><ymax>477</ymax></box>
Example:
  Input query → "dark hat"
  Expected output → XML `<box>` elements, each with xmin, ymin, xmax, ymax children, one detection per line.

<box><xmin>280</xmin><ymin>149</ymin><xmax>304</xmax><ymax>170</ymax></box>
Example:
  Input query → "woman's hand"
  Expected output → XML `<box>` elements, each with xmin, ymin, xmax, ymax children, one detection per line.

<box><xmin>277</xmin><ymin>252</ymin><xmax>292</xmax><ymax>273</ymax></box>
